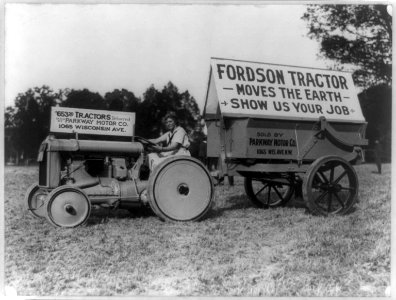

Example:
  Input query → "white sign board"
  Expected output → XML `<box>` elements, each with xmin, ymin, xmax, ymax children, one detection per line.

<box><xmin>50</xmin><ymin>107</ymin><xmax>135</xmax><ymax>136</ymax></box>
<box><xmin>206</xmin><ymin>58</ymin><xmax>365</xmax><ymax>122</ymax></box>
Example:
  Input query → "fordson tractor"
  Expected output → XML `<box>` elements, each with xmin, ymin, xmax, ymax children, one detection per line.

<box><xmin>26</xmin><ymin>107</ymin><xmax>214</xmax><ymax>227</ymax></box>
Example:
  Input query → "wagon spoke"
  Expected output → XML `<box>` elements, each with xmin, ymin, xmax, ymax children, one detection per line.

<box><xmin>267</xmin><ymin>185</ymin><xmax>271</xmax><ymax>205</ymax></box>
<box><xmin>333</xmin><ymin>192</ymin><xmax>345</xmax><ymax>209</ymax></box>
<box><xmin>329</xmin><ymin>166</ymin><xmax>335</xmax><ymax>183</ymax></box>
<box><xmin>273</xmin><ymin>185</ymin><xmax>285</xmax><ymax>201</ymax></box>
<box><xmin>314</xmin><ymin>190</ymin><xmax>329</xmax><ymax>204</ymax></box>
<box><xmin>333</xmin><ymin>170</ymin><xmax>348</xmax><ymax>185</ymax></box>
<box><xmin>327</xmin><ymin>192</ymin><xmax>333</xmax><ymax>213</ymax></box>
<box><xmin>255</xmin><ymin>183</ymin><xmax>268</xmax><ymax>197</ymax></box>
<box><xmin>317</xmin><ymin>172</ymin><xmax>328</xmax><ymax>184</ymax></box>
<box><xmin>341</xmin><ymin>186</ymin><xmax>355</xmax><ymax>191</ymax></box>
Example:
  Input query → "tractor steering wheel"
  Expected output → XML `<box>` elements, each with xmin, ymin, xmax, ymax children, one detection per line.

<box><xmin>134</xmin><ymin>136</ymin><xmax>157</xmax><ymax>149</ymax></box>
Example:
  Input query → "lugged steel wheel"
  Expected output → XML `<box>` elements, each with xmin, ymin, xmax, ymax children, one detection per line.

<box><xmin>303</xmin><ymin>155</ymin><xmax>358</xmax><ymax>216</ymax></box>
<box><xmin>147</xmin><ymin>156</ymin><xmax>214</xmax><ymax>222</ymax></box>
<box><xmin>244</xmin><ymin>177</ymin><xmax>294</xmax><ymax>208</ymax></box>
<box><xmin>46</xmin><ymin>186</ymin><xmax>91</xmax><ymax>228</ymax></box>
<box><xmin>25</xmin><ymin>183</ymin><xmax>48</xmax><ymax>218</ymax></box>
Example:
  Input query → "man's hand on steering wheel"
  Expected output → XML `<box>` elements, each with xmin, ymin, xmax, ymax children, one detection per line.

<box><xmin>134</xmin><ymin>136</ymin><xmax>161</xmax><ymax>152</ymax></box>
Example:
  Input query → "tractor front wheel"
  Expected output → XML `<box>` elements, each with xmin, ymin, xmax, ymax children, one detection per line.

<box><xmin>46</xmin><ymin>186</ymin><xmax>91</xmax><ymax>228</ymax></box>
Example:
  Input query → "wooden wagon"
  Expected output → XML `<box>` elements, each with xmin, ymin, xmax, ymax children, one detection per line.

<box><xmin>203</xmin><ymin>58</ymin><xmax>368</xmax><ymax>215</ymax></box>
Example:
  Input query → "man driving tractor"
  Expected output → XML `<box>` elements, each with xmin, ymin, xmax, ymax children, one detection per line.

<box><xmin>148</xmin><ymin>111</ymin><xmax>190</xmax><ymax>170</ymax></box>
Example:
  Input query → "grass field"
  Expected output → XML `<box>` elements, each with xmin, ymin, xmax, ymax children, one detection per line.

<box><xmin>4</xmin><ymin>163</ymin><xmax>391</xmax><ymax>296</ymax></box>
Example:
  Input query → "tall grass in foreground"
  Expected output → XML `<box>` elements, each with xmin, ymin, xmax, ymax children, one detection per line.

<box><xmin>4</xmin><ymin>164</ymin><xmax>390</xmax><ymax>296</ymax></box>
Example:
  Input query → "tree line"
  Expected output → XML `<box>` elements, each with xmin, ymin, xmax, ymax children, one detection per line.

<box><xmin>4</xmin><ymin>82</ymin><xmax>202</xmax><ymax>163</ymax></box>
<box><xmin>303</xmin><ymin>4</ymin><xmax>392</xmax><ymax>161</ymax></box>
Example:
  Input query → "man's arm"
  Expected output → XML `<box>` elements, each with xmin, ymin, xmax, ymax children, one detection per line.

<box><xmin>149</xmin><ymin>133</ymin><xmax>168</xmax><ymax>145</ymax></box>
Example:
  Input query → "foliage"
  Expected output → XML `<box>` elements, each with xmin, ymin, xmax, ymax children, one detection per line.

<box><xmin>61</xmin><ymin>89</ymin><xmax>106</xmax><ymax>110</ymax></box>
<box><xmin>7</xmin><ymin>86</ymin><xmax>62</xmax><ymax>159</ymax></box>
<box><xmin>302</xmin><ymin>5</ymin><xmax>392</xmax><ymax>88</ymax></box>
<box><xmin>303</xmin><ymin>4</ymin><xmax>392</xmax><ymax>161</ymax></box>
<box><xmin>104</xmin><ymin>89</ymin><xmax>140</xmax><ymax>113</ymax></box>
<box><xmin>136</xmin><ymin>82</ymin><xmax>201</xmax><ymax>138</ymax></box>
<box><xmin>4</xmin><ymin>164</ymin><xmax>390</xmax><ymax>296</ymax></box>
<box><xmin>358</xmin><ymin>84</ymin><xmax>392</xmax><ymax>160</ymax></box>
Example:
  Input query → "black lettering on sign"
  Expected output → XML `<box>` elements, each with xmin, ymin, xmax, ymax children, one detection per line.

<box><xmin>246</xmin><ymin>67</ymin><xmax>255</xmax><ymax>81</ymax></box>
<box><xmin>236</xmin><ymin>66</ymin><xmax>245</xmax><ymax>81</ymax></box>
<box><xmin>231</xmin><ymin>98</ymin><xmax>240</xmax><ymax>108</ymax></box>
<box><xmin>278</xmin><ymin>87</ymin><xmax>302</xmax><ymax>100</ymax></box>
<box><xmin>56</xmin><ymin>111</ymin><xmax>74</xmax><ymax>118</ymax></box>
<box><xmin>217</xmin><ymin>64</ymin><xmax>226</xmax><ymax>79</ymax></box>
<box><xmin>230</xmin><ymin>98</ymin><xmax>267</xmax><ymax>110</ymax></box>
<box><xmin>273</xmin><ymin>139</ymin><xmax>289</xmax><ymax>147</ymax></box>
<box><xmin>273</xmin><ymin>101</ymin><xmax>290</xmax><ymax>112</ymax></box>
<box><xmin>276</xmin><ymin>149</ymin><xmax>293</xmax><ymax>155</ymax></box>
<box><xmin>249</xmin><ymin>138</ymin><xmax>273</xmax><ymax>146</ymax></box>
<box><xmin>257</xmin><ymin>132</ymin><xmax>271</xmax><ymax>137</ymax></box>
<box><xmin>268</xmin><ymin>87</ymin><xmax>276</xmax><ymax>97</ymax></box>
<box><xmin>326</xmin><ymin>105</ymin><xmax>350</xmax><ymax>115</ymax></box>
<box><xmin>256</xmin><ymin>68</ymin><xmax>265</xmax><ymax>82</ymax></box>
<box><xmin>288</xmin><ymin>71</ymin><xmax>350</xmax><ymax>89</ymax></box>
<box><xmin>236</xmin><ymin>84</ymin><xmax>277</xmax><ymax>98</ymax></box>
<box><xmin>292</xmin><ymin>102</ymin><xmax>324</xmax><ymax>114</ymax></box>
<box><xmin>216</xmin><ymin>64</ymin><xmax>285</xmax><ymax>84</ymax></box>
<box><xmin>257</xmin><ymin>149</ymin><xmax>267</xmax><ymax>155</ymax></box>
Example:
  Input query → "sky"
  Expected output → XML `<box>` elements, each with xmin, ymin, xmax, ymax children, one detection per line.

<box><xmin>5</xmin><ymin>3</ymin><xmax>337</xmax><ymax>111</ymax></box>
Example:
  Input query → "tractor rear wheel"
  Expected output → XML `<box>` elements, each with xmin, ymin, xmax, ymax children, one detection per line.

<box><xmin>147</xmin><ymin>156</ymin><xmax>214</xmax><ymax>222</ymax></box>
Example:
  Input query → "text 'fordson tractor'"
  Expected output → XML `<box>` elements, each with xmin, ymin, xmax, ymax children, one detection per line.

<box><xmin>204</xmin><ymin>58</ymin><xmax>367</xmax><ymax>215</ymax></box>
<box><xmin>26</xmin><ymin>107</ymin><xmax>214</xmax><ymax>227</ymax></box>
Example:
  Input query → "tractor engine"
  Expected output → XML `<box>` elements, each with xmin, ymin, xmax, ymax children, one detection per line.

<box><xmin>37</xmin><ymin>135</ymin><xmax>147</xmax><ymax>209</ymax></box>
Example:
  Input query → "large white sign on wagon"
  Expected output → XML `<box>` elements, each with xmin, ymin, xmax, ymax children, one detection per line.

<box><xmin>50</xmin><ymin>107</ymin><xmax>135</xmax><ymax>136</ymax></box>
<box><xmin>205</xmin><ymin>58</ymin><xmax>365</xmax><ymax>122</ymax></box>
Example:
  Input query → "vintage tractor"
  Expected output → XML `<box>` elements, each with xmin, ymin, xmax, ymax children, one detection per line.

<box><xmin>25</xmin><ymin>108</ymin><xmax>214</xmax><ymax>227</ymax></box>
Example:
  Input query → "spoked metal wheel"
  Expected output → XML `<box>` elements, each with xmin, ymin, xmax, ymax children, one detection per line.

<box><xmin>25</xmin><ymin>183</ymin><xmax>48</xmax><ymax>218</ymax></box>
<box><xmin>244</xmin><ymin>176</ymin><xmax>294</xmax><ymax>208</ymax></box>
<box><xmin>46</xmin><ymin>186</ymin><xmax>91</xmax><ymax>228</ymax></box>
<box><xmin>148</xmin><ymin>156</ymin><xmax>214</xmax><ymax>222</ymax></box>
<box><xmin>303</xmin><ymin>155</ymin><xmax>358</xmax><ymax>216</ymax></box>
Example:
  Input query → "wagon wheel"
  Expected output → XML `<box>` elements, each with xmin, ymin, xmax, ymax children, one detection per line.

<box><xmin>147</xmin><ymin>156</ymin><xmax>214</xmax><ymax>222</ymax></box>
<box><xmin>25</xmin><ymin>183</ymin><xmax>48</xmax><ymax>218</ymax></box>
<box><xmin>303</xmin><ymin>155</ymin><xmax>358</xmax><ymax>216</ymax></box>
<box><xmin>46</xmin><ymin>186</ymin><xmax>91</xmax><ymax>228</ymax></box>
<box><xmin>244</xmin><ymin>177</ymin><xmax>294</xmax><ymax>208</ymax></box>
